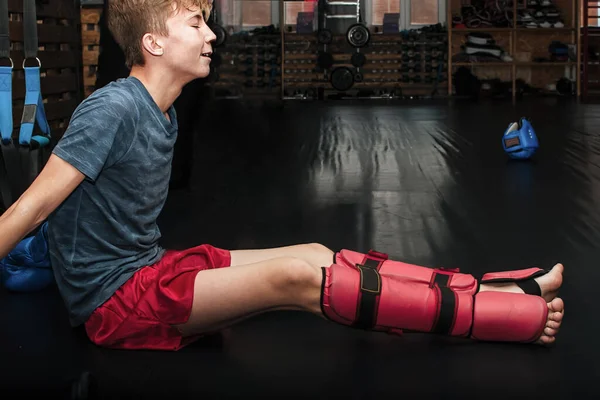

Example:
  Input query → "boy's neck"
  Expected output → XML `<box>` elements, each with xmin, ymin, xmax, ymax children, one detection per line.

<box><xmin>128</xmin><ymin>65</ymin><xmax>184</xmax><ymax>114</ymax></box>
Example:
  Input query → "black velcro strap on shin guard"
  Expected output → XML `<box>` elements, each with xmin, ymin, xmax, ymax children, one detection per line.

<box><xmin>362</xmin><ymin>257</ymin><xmax>382</xmax><ymax>270</ymax></box>
<box><xmin>354</xmin><ymin>264</ymin><xmax>381</xmax><ymax>329</ymax></box>
<box><xmin>516</xmin><ymin>279</ymin><xmax>541</xmax><ymax>297</ymax></box>
<box><xmin>431</xmin><ymin>274</ymin><xmax>457</xmax><ymax>334</ymax></box>
<box><xmin>362</xmin><ymin>250</ymin><xmax>387</xmax><ymax>271</ymax></box>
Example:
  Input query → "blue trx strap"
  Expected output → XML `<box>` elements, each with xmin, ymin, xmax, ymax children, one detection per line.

<box><xmin>0</xmin><ymin>0</ymin><xmax>15</xmax><ymax>209</ymax></box>
<box><xmin>20</xmin><ymin>0</ymin><xmax>50</xmax><ymax>148</ymax></box>
<box><xmin>20</xmin><ymin>62</ymin><xmax>51</xmax><ymax>147</ymax></box>
<box><xmin>0</xmin><ymin>0</ymin><xmax>11</xmax><ymax>144</ymax></box>
<box><xmin>0</xmin><ymin>0</ymin><xmax>52</xmax><ymax>211</ymax></box>
<box><xmin>0</xmin><ymin>65</ymin><xmax>11</xmax><ymax>143</ymax></box>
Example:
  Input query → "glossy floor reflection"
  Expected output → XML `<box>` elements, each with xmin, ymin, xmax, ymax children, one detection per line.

<box><xmin>1</xmin><ymin>97</ymin><xmax>599</xmax><ymax>399</ymax></box>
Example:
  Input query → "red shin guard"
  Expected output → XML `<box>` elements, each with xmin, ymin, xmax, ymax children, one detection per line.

<box><xmin>320</xmin><ymin>250</ymin><xmax>549</xmax><ymax>343</ymax></box>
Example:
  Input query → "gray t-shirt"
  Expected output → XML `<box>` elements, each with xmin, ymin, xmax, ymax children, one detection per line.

<box><xmin>48</xmin><ymin>77</ymin><xmax>178</xmax><ymax>326</ymax></box>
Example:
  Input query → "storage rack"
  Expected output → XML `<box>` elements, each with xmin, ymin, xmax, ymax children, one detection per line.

<box><xmin>447</xmin><ymin>0</ymin><xmax>581</xmax><ymax>102</ymax></box>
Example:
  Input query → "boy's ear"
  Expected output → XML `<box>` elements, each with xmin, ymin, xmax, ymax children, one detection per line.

<box><xmin>141</xmin><ymin>33</ymin><xmax>164</xmax><ymax>56</ymax></box>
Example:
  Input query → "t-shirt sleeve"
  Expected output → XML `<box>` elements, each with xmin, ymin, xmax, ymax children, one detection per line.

<box><xmin>52</xmin><ymin>90</ymin><xmax>137</xmax><ymax>182</ymax></box>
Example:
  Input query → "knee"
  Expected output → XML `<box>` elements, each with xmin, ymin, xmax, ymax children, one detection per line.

<box><xmin>306</xmin><ymin>242</ymin><xmax>334</xmax><ymax>259</ymax></box>
<box><xmin>272</xmin><ymin>257</ymin><xmax>322</xmax><ymax>295</ymax></box>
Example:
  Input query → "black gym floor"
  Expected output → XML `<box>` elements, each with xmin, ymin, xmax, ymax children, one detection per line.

<box><xmin>1</xmin><ymin>97</ymin><xmax>598</xmax><ymax>399</ymax></box>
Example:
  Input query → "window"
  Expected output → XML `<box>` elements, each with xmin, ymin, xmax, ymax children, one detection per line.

<box><xmin>410</xmin><ymin>0</ymin><xmax>438</xmax><ymax>25</ymax></box>
<box><xmin>285</xmin><ymin>1</ymin><xmax>317</xmax><ymax>25</ymax></box>
<box><xmin>234</xmin><ymin>1</ymin><xmax>273</xmax><ymax>27</ymax></box>
<box><xmin>218</xmin><ymin>0</ymin><xmax>443</xmax><ymax>29</ymax></box>
<box><xmin>589</xmin><ymin>1</ymin><xmax>600</xmax><ymax>27</ymax></box>
<box><xmin>370</xmin><ymin>0</ymin><xmax>444</xmax><ymax>28</ymax></box>
<box><xmin>372</xmin><ymin>0</ymin><xmax>401</xmax><ymax>26</ymax></box>
<box><xmin>216</xmin><ymin>0</ymin><xmax>234</xmax><ymax>26</ymax></box>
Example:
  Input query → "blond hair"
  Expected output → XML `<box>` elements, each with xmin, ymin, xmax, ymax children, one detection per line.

<box><xmin>108</xmin><ymin>0</ymin><xmax>212</xmax><ymax>68</ymax></box>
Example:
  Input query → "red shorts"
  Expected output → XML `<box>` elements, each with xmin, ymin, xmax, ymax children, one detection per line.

<box><xmin>84</xmin><ymin>244</ymin><xmax>231</xmax><ymax>351</ymax></box>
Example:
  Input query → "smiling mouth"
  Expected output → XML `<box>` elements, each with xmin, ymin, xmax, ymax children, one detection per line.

<box><xmin>201</xmin><ymin>52</ymin><xmax>212</xmax><ymax>57</ymax></box>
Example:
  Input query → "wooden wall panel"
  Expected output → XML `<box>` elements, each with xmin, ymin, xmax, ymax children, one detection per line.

<box><xmin>10</xmin><ymin>50</ymin><xmax>78</xmax><ymax>70</ymax></box>
<box><xmin>9</xmin><ymin>22</ymin><xmax>80</xmax><ymax>44</ymax></box>
<box><xmin>81</xmin><ymin>6</ymin><xmax>102</xmax><ymax>98</ymax></box>
<box><xmin>8</xmin><ymin>0</ymin><xmax>77</xmax><ymax>19</ymax></box>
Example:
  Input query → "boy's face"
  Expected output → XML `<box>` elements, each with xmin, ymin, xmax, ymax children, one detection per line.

<box><xmin>160</xmin><ymin>5</ymin><xmax>216</xmax><ymax>80</ymax></box>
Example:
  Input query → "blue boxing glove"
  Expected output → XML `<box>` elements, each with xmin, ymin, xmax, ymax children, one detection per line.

<box><xmin>0</xmin><ymin>222</ymin><xmax>54</xmax><ymax>292</ymax></box>
<box><xmin>502</xmin><ymin>117</ymin><xmax>539</xmax><ymax>160</ymax></box>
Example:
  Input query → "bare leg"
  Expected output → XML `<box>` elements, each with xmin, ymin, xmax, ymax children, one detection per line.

<box><xmin>174</xmin><ymin>257</ymin><xmax>323</xmax><ymax>337</ymax></box>
<box><xmin>229</xmin><ymin>243</ymin><xmax>334</xmax><ymax>269</ymax></box>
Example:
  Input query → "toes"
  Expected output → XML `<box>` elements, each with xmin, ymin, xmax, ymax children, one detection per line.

<box><xmin>547</xmin><ymin>298</ymin><xmax>564</xmax><ymax>325</ymax></box>
<box><xmin>536</xmin><ymin>334</ymin><xmax>556</xmax><ymax>346</ymax></box>
<box><xmin>541</xmin><ymin>335</ymin><xmax>556</xmax><ymax>345</ymax></box>
<box><xmin>537</xmin><ymin>297</ymin><xmax>564</xmax><ymax>346</ymax></box>
<box><xmin>544</xmin><ymin>326</ymin><xmax>558</xmax><ymax>336</ymax></box>
<box><xmin>548</xmin><ymin>297</ymin><xmax>564</xmax><ymax>313</ymax></box>
<box><xmin>553</xmin><ymin>263</ymin><xmax>564</xmax><ymax>273</ymax></box>
<box><xmin>550</xmin><ymin>310</ymin><xmax>564</xmax><ymax>323</ymax></box>
<box><xmin>546</xmin><ymin>320</ymin><xmax>561</xmax><ymax>330</ymax></box>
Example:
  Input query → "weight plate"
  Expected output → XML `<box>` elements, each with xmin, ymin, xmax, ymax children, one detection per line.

<box><xmin>211</xmin><ymin>24</ymin><xmax>227</xmax><ymax>47</ymax></box>
<box><xmin>318</xmin><ymin>29</ymin><xmax>333</xmax><ymax>45</ymax></box>
<box><xmin>317</xmin><ymin>51</ymin><xmax>334</xmax><ymax>69</ymax></box>
<box><xmin>351</xmin><ymin>52</ymin><xmax>366</xmax><ymax>68</ymax></box>
<box><xmin>346</xmin><ymin>24</ymin><xmax>370</xmax><ymax>48</ymax></box>
<box><xmin>330</xmin><ymin>67</ymin><xmax>355</xmax><ymax>91</ymax></box>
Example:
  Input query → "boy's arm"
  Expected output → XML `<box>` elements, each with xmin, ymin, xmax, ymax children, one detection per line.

<box><xmin>0</xmin><ymin>84</ymin><xmax>139</xmax><ymax>260</ymax></box>
<box><xmin>0</xmin><ymin>154</ymin><xmax>85</xmax><ymax>260</ymax></box>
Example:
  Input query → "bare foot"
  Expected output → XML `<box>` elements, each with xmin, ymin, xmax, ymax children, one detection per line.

<box><xmin>535</xmin><ymin>297</ymin><xmax>564</xmax><ymax>346</ymax></box>
<box><xmin>535</xmin><ymin>263</ymin><xmax>564</xmax><ymax>301</ymax></box>
<box><xmin>480</xmin><ymin>263</ymin><xmax>564</xmax><ymax>302</ymax></box>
